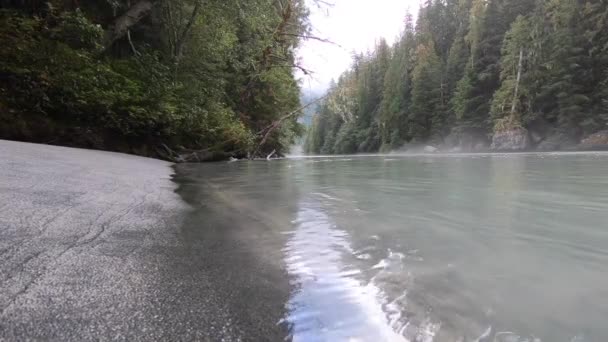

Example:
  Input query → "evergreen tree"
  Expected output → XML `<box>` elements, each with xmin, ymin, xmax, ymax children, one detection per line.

<box><xmin>378</xmin><ymin>13</ymin><xmax>416</xmax><ymax>149</ymax></box>
<box><xmin>491</xmin><ymin>15</ymin><xmax>534</xmax><ymax>130</ymax></box>
<box><xmin>540</xmin><ymin>0</ymin><xmax>592</xmax><ymax>138</ymax></box>
<box><xmin>305</xmin><ymin>0</ymin><xmax>608</xmax><ymax>154</ymax></box>
<box><xmin>445</xmin><ymin>0</ymin><xmax>472</xmax><ymax>129</ymax></box>
<box><xmin>410</xmin><ymin>43</ymin><xmax>442</xmax><ymax>141</ymax></box>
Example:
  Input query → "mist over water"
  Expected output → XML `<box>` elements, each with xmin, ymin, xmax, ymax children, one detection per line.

<box><xmin>180</xmin><ymin>152</ymin><xmax>608</xmax><ymax>341</ymax></box>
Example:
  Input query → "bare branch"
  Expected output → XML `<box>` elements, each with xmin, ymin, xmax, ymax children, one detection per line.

<box><xmin>266</xmin><ymin>149</ymin><xmax>277</xmax><ymax>160</ymax></box>
<box><xmin>127</xmin><ymin>29</ymin><xmax>141</xmax><ymax>56</ymax></box>
<box><xmin>312</xmin><ymin>0</ymin><xmax>335</xmax><ymax>7</ymax></box>
<box><xmin>279</xmin><ymin>33</ymin><xmax>341</xmax><ymax>47</ymax></box>
<box><xmin>104</xmin><ymin>0</ymin><xmax>155</xmax><ymax>49</ymax></box>
<box><xmin>175</xmin><ymin>0</ymin><xmax>202</xmax><ymax>58</ymax></box>
<box><xmin>252</xmin><ymin>94</ymin><xmax>328</xmax><ymax>157</ymax></box>
<box><xmin>269</xmin><ymin>64</ymin><xmax>315</xmax><ymax>75</ymax></box>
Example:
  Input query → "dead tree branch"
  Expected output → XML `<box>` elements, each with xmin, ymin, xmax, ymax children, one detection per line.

<box><xmin>252</xmin><ymin>94</ymin><xmax>328</xmax><ymax>158</ymax></box>
<box><xmin>104</xmin><ymin>0</ymin><xmax>155</xmax><ymax>50</ymax></box>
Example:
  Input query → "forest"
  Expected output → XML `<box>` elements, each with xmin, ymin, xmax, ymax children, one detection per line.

<box><xmin>305</xmin><ymin>0</ymin><xmax>608</xmax><ymax>154</ymax></box>
<box><xmin>0</xmin><ymin>0</ymin><xmax>310</xmax><ymax>160</ymax></box>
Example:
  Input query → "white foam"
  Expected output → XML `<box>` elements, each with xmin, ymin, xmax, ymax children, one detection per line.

<box><xmin>312</xmin><ymin>192</ymin><xmax>343</xmax><ymax>202</ymax></box>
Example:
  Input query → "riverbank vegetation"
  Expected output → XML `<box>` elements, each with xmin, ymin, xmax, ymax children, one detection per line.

<box><xmin>305</xmin><ymin>0</ymin><xmax>608</xmax><ymax>154</ymax></box>
<box><xmin>0</xmin><ymin>0</ymin><xmax>310</xmax><ymax>160</ymax></box>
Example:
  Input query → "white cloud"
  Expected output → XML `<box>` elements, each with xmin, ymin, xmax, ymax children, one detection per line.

<box><xmin>297</xmin><ymin>0</ymin><xmax>421</xmax><ymax>93</ymax></box>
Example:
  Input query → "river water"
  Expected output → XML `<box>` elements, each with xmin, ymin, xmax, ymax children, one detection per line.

<box><xmin>174</xmin><ymin>152</ymin><xmax>608</xmax><ymax>342</ymax></box>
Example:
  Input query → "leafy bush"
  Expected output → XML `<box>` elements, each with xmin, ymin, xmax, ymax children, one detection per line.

<box><xmin>0</xmin><ymin>9</ymin><xmax>257</xmax><ymax>157</ymax></box>
<box><xmin>51</xmin><ymin>9</ymin><xmax>103</xmax><ymax>51</ymax></box>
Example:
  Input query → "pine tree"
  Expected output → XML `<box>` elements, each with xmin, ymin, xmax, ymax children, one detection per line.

<box><xmin>410</xmin><ymin>43</ymin><xmax>442</xmax><ymax>142</ymax></box>
<box><xmin>540</xmin><ymin>0</ymin><xmax>592</xmax><ymax>138</ymax></box>
<box><xmin>491</xmin><ymin>15</ymin><xmax>533</xmax><ymax>130</ymax></box>
<box><xmin>354</xmin><ymin>40</ymin><xmax>390</xmax><ymax>152</ymax></box>
<box><xmin>445</xmin><ymin>0</ymin><xmax>473</xmax><ymax>130</ymax></box>
<box><xmin>305</xmin><ymin>0</ymin><xmax>608</xmax><ymax>154</ymax></box>
<box><xmin>582</xmin><ymin>0</ymin><xmax>608</xmax><ymax>131</ymax></box>
<box><xmin>378</xmin><ymin>13</ymin><xmax>416</xmax><ymax>149</ymax></box>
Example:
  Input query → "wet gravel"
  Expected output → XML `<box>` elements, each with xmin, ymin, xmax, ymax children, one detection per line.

<box><xmin>0</xmin><ymin>140</ymin><xmax>291</xmax><ymax>341</ymax></box>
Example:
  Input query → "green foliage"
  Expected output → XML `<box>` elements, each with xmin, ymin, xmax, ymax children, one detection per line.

<box><xmin>410</xmin><ymin>43</ymin><xmax>442</xmax><ymax>141</ymax></box>
<box><xmin>0</xmin><ymin>0</ymin><xmax>309</xmax><ymax>158</ymax></box>
<box><xmin>378</xmin><ymin>15</ymin><xmax>415</xmax><ymax>147</ymax></box>
<box><xmin>490</xmin><ymin>15</ymin><xmax>531</xmax><ymax>128</ymax></box>
<box><xmin>306</xmin><ymin>0</ymin><xmax>608</xmax><ymax>153</ymax></box>
<box><xmin>51</xmin><ymin>9</ymin><xmax>104</xmax><ymax>51</ymax></box>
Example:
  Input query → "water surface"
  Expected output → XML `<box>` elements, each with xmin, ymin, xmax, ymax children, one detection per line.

<box><xmin>176</xmin><ymin>152</ymin><xmax>608</xmax><ymax>342</ymax></box>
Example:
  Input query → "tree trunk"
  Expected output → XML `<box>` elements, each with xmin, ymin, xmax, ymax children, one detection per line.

<box><xmin>510</xmin><ymin>47</ymin><xmax>524</xmax><ymax>120</ymax></box>
<box><xmin>104</xmin><ymin>0</ymin><xmax>155</xmax><ymax>50</ymax></box>
<box><xmin>172</xmin><ymin>0</ymin><xmax>203</xmax><ymax>79</ymax></box>
<box><xmin>174</xmin><ymin>0</ymin><xmax>202</xmax><ymax>59</ymax></box>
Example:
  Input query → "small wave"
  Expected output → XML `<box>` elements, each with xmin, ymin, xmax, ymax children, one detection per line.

<box><xmin>368</xmin><ymin>249</ymin><xmax>439</xmax><ymax>342</ymax></box>
<box><xmin>373</xmin><ymin>259</ymin><xmax>390</xmax><ymax>269</ymax></box>
<box><xmin>283</xmin><ymin>201</ymin><xmax>409</xmax><ymax>341</ymax></box>
<box><xmin>373</xmin><ymin>250</ymin><xmax>406</xmax><ymax>270</ymax></box>
<box><xmin>473</xmin><ymin>326</ymin><xmax>492</xmax><ymax>342</ymax></box>
<box><xmin>356</xmin><ymin>253</ymin><xmax>372</xmax><ymax>260</ymax></box>
<box><xmin>312</xmin><ymin>192</ymin><xmax>343</xmax><ymax>202</ymax></box>
<box><xmin>473</xmin><ymin>326</ymin><xmax>547</xmax><ymax>342</ymax></box>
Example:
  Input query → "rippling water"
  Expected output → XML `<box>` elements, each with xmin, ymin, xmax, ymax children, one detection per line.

<box><xmin>178</xmin><ymin>152</ymin><xmax>608</xmax><ymax>342</ymax></box>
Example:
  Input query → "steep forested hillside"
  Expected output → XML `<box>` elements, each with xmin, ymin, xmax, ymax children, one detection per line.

<box><xmin>0</xmin><ymin>0</ymin><xmax>310</xmax><ymax>160</ymax></box>
<box><xmin>305</xmin><ymin>0</ymin><xmax>608</xmax><ymax>154</ymax></box>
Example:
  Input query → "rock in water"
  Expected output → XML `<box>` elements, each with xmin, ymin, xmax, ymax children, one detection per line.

<box><xmin>579</xmin><ymin>130</ymin><xmax>608</xmax><ymax>150</ymax></box>
<box><xmin>442</xmin><ymin>130</ymin><xmax>488</xmax><ymax>152</ymax></box>
<box><xmin>491</xmin><ymin>128</ymin><xmax>530</xmax><ymax>151</ymax></box>
<box><xmin>448</xmin><ymin>146</ymin><xmax>462</xmax><ymax>153</ymax></box>
<box><xmin>473</xmin><ymin>142</ymin><xmax>488</xmax><ymax>152</ymax></box>
<box><xmin>424</xmin><ymin>145</ymin><xmax>438</xmax><ymax>153</ymax></box>
<box><xmin>536</xmin><ymin>132</ymin><xmax>577</xmax><ymax>151</ymax></box>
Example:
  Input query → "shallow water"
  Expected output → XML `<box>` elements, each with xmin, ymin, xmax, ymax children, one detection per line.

<box><xmin>178</xmin><ymin>152</ymin><xmax>608</xmax><ymax>342</ymax></box>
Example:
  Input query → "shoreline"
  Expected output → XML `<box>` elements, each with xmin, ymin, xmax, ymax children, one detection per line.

<box><xmin>0</xmin><ymin>139</ymin><xmax>291</xmax><ymax>340</ymax></box>
<box><xmin>5</xmin><ymin>138</ymin><xmax>608</xmax><ymax>164</ymax></box>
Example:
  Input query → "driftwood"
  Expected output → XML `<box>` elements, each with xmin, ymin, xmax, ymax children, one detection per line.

<box><xmin>104</xmin><ymin>0</ymin><xmax>154</xmax><ymax>50</ymax></box>
<box><xmin>177</xmin><ymin>150</ymin><xmax>236</xmax><ymax>163</ymax></box>
<box><xmin>158</xmin><ymin>94</ymin><xmax>327</xmax><ymax>162</ymax></box>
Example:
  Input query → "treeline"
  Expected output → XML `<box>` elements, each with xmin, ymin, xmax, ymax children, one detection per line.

<box><xmin>306</xmin><ymin>0</ymin><xmax>608</xmax><ymax>154</ymax></box>
<box><xmin>0</xmin><ymin>0</ymin><xmax>310</xmax><ymax>160</ymax></box>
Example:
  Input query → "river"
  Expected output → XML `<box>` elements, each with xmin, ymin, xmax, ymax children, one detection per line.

<box><xmin>174</xmin><ymin>152</ymin><xmax>608</xmax><ymax>342</ymax></box>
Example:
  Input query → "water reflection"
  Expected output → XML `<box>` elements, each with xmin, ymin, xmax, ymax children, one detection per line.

<box><xmin>283</xmin><ymin>197</ymin><xmax>408</xmax><ymax>341</ymax></box>
<box><xmin>280</xmin><ymin>154</ymin><xmax>608</xmax><ymax>341</ymax></box>
<box><xmin>177</xmin><ymin>153</ymin><xmax>608</xmax><ymax>342</ymax></box>
<box><xmin>282</xmin><ymin>195</ymin><xmax>445</xmax><ymax>341</ymax></box>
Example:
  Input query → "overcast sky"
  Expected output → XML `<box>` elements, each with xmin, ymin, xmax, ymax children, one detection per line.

<box><xmin>297</xmin><ymin>0</ymin><xmax>421</xmax><ymax>94</ymax></box>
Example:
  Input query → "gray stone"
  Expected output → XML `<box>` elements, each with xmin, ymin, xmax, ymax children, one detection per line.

<box><xmin>537</xmin><ymin>132</ymin><xmax>577</xmax><ymax>151</ymax></box>
<box><xmin>443</xmin><ymin>132</ymin><xmax>459</xmax><ymax>148</ymax></box>
<box><xmin>530</xmin><ymin>130</ymin><xmax>544</xmax><ymax>144</ymax></box>
<box><xmin>579</xmin><ymin>130</ymin><xmax>608</xmax><ymax>150</ymax></box>
<box><xmin>491</xmin><ymin>128</ymin><xmax>530</xmax><ymax>151</ymax></box>
<box><xmin>424</xmin><ymin>145</ymin><xmax>438</xmax><ymax>153</ymax></box>
<box><xmin>442</xmin><ymin>130</ymin><xmax>488</xmax><ymax>152</ymax></box>
<box><xmin>473</xmin><ymin>141</ymin><xmax>489</xmax><ymax>152</ymax></box>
